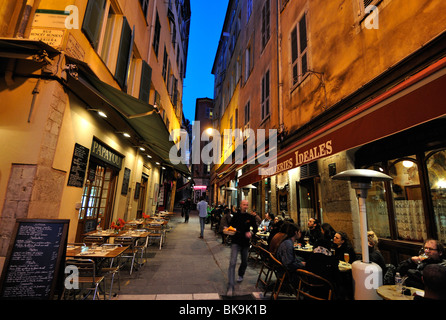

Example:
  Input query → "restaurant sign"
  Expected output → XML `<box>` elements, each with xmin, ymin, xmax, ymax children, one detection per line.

<box><xmin>259</xmin><ymin>140</ymin><xmax>332</xmax><ymax>178</ymax></box>
<box><xmin>90</xmin><ymin>139</ymin><xmax>123</xmax><ymax>169</ymax></box>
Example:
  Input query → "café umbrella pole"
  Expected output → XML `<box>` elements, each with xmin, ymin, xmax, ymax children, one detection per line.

<box><xmin>332</xmin><ymin>169</ymin><xmax>392</xmax><ymax>300</ymax></box>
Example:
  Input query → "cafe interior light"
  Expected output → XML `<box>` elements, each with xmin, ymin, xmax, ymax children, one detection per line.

<box><xmin>122</xmin><ymin>132</ymin><xmax>131</xmax><ymax>138</ymax></box>
<box><xmin>139</xmin><ymin>147</ymin><xmax>145</xmax><ymax>151</ymax></box>
<box><xmin>402</xmin><ymin>160</ymin><xmax>414</xmax><ymax>168</ymax></box>
<box><xmin>147</xmin><ymin>154</ymin><xmax>152</xmax><ymax>158</ymax></box>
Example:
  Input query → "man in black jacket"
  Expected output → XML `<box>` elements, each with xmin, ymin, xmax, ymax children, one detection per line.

<box><xmin>397</xmin><ymin>239</ymin><xmax>446</xmax><ymax>289</ymax></box>
<box><xmin>226</xmin><ymin>199</ymin><xmax>257</xmax><ymax>296</ymax></box>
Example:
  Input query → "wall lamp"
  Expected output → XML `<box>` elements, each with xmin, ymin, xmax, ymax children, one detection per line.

<box><xmin>87</xmin><ymin>108</ymin><xmax>107</xmax><ymax>118</ymax></box>
<box><xmin>116</xmin><ymin>132</ymin><xmax>131</xmax><ymax>138</ymax></box>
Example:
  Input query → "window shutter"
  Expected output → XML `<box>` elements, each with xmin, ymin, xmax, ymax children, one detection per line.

<box><xmin>115</xmin><ymin>17</ymin><xmax>132</xmax><ymax>88</ymax></box>
<box><xmin>173</xmin><ymin>78</ymin><xmax>178</xmax><ymax>106</ymax></box>
<box><xmin>139</xmin><ymin>60</ymin><xmax>152</xmax><ymax>103</ymax></box>
<box><xmin>82</xmin><ymin>0</ymin><xmax>106</xmax><ymax>48</ymax></box>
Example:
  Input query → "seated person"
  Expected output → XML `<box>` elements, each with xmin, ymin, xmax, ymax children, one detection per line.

<box><xmin>333</xmin><ymin>231</ymin><xmax>357</xmax><ymax>264</ymax></box>
<box><xmin>367</xmin><ymin>231</ymin><xmax>386</xmax><ymax>272</ymax></box>
<box><xmin>268</xmin><ymin>220</ymin><xmax>288</xmax><ymax>255</ymax></box>
<box><xmin>414</xmin><ymin>264</ymin><xmax>446</xmax><ymax>300</ymax></box>
<box><xmin>397</xmin><ymin>239</ymin><xmax>446</xmax><ymax>290</ymax></box>
<box><xmin>304</xmin><ymin>218</ymin><xmax>323</xmax><ymax>246</ymax></box>
<box><xmin>275</xmin><ymin>223</ymin><xmax>306</xmax><ymax>286</ymax></box>
<box><xmin>259</xmin><ymin>212</ymin><xmax>274</xmax><ymax>231</ymax></box>
<box><xmin>267</xmin><ymin>217</ymin><xmax>283</xmax><ymax>245</ymax></box>
<box><xmin>305</xmin><ymin>235</ymin><xmax>341</xmax><ymax>299</ymax></box>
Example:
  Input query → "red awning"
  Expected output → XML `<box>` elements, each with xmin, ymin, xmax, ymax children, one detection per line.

<box><xmin>239</xmin><ymin>57</ymin><xmax>446</xmax><ymax>187</ymax></box>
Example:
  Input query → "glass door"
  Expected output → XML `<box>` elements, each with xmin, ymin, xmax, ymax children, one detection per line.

<box><xmin>76</xmin><ymin>163</ymin><xmax>117</xmax><ymax>241</ymax></box>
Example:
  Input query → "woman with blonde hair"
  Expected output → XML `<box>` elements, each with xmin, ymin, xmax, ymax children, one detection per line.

<box><xmin>367</xmin><ymin>230</ymin><xmax>386</xmax><ymax>272</ymax></box>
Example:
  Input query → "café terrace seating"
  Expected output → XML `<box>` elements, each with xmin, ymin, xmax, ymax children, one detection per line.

<box><xmin>83</xmin><ymin>236</ymin><xmax>105</xmax><ymax>246</ymax></box>
<box><xmin>146</xmin><ymin>225</ymin><xmax>164</xmax><ymax>250</ymax></box>
<box><xmin>98</xmin><ymin>243</ymin><xmax>122</xmax><ymax>299</ymax></box>
<box><xmin>256</xmin><ymin>250</ymin><xmax>337</xmax><ymax>300</ymax></box>
<box><xmin>269</xmin><ymin>253</ymin><xmax>296</xmax><ymax>300</ymax></box>
<box><xmin>114</xmin><ymin>237</ymin><xmax>143</xmax><ymax>275</ymax></box>
<box><xmin>63</xmin><ymin>259</ymin><xmax>106</xmax><ymax>300</ymax></box>
<box><xmin>296</xmin><ymin>269</ymin><xmax>336</xmax><ymax>300</ymax></box>
<box><xmin>254</xmin><ymin>245</ymin><xmax>275</xmax><ymax>296</ymax></box>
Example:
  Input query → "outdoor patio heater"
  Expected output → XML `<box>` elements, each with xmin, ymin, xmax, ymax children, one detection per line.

<box><xmin>332</xmin><ymin>169</ymin><xmax>392</xmax><ymax>300</ymax></box>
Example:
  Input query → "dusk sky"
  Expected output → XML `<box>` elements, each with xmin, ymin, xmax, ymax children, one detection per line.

<box><xmin>182</xmin><ymin>0</ymin><xmax>229</xmax><ymax>123</ymax></box>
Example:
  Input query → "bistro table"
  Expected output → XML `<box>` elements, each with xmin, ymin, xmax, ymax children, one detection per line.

<box><xmin>66</xmin><ymin>244</ymin><xmax>129</xmax><ymax>259</ymax></box>
<box><xmin>294</xmin><ymin>245</ymin><xmax>313</xmax><ymax>260</ymax></box>
<box><xmin>376</xmin><ymin>285</ymin><xmax>424</xmax><ymax>300</ymax></box>
<box><xmin>85</xmin><ymin>229</ymin><xmax>150</xmax><ymax>240</ymax></box>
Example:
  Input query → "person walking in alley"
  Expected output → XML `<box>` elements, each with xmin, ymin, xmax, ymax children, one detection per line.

<box><xmin>197</xmin><ymin>196</ymin><xmax>208</xmax><ymax>239</ymax></box>
<box><xmin>226</xmin><ymin>199</ymin><xmax>257</xmax><ymax>296</ymax></box>
<box><xmin>183</xmin><ymin>198</ymin><xmax>191</xmax><ymax>223</ymax></box>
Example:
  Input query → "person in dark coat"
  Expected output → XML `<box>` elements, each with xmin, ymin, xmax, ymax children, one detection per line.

<box><xmin>183</xmin><ymin>198</ymin><xmax>191</xmax><ymax>223</ymax></box>
<box><xmin>226</xmin><ymin>200</ymin><xmax>258</xmax><ymax>296</ymax></box>
<box><xmin>397</xmin><ymin>239</ymin><xmax>446</xmax><ymax>290</ymax></box>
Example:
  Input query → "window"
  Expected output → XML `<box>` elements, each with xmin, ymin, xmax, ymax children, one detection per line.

<box><xmin>139</xmin><ymin>60</ymin><xmax>152</xmax><ymax>103</ymax></box>
<box><xmin>426</xmin><ymin>150</ymin><xmax>446</xmax><ymax>243</ymax></box>
<box><xmin>359</xmin><ymin>0</ymin><xmax>381</xmax><ymax>15</ymax></box>
<box><xmin>365</xmin><ymin>148</ymin><xmax>446</xmax><ymax>244</ymax></box>
<box><xmin>126</xmin><ymin>53</ymin><xmax>139</xmax><ymax>96</ymax></box>
<box><xmin>138</xmin><ymin>0</ymin><xmax>149</xmax><ymax>19</ymax></box>
<box><xmin>162</xmin><ymin>46</ymin><xmax>168</xmax><ymax>83</ymax></box>
<box><xmin>114</xmin><ymin>17</ymin><xmax>133</xmax><ymax>88</ymax></box>
<box><xmin>82</xmin><ymin>0</ymin><xmax>107</xmax><ymax>48</ymax></box>
<box><xmin>261</xmin><ymin>0</ymin><xmax>271</xmax><ymax>49</ymax></box>
<box><xmin>247</xmin><ymin>0</ymin><xmax>253</xmax><ymax>22</ymax></box>
<box><xmin>244</xmin><ymin>101</ymin><xmax>250</xmax><ymax>125</ymax></box>
<box><xmin>261</xmin><ymin>70</ymin><xmax>270</xmax><ymax>120</ymax></box>
<box><xmin>153</xmin><ymin>12</ymin><xmax>161</xmax><ymax>58</ymax></box>
<box><xmin>205</xmin><ymin>107</ymin><xmax>213</xmax><ymax>119</ymax></box>
<box><xmin>82</xmin><ymin>1</ymin><xmax>132</xmax><ymax>89</ymax></box>
<box><xmin>291</xmin><ymin>12</ymin><xmax>308</xmax><ymax>86</ymax></box>
<box><xmin>244</xmin><ymin>41</ymin><xmax>253</xmax><ymax>83</ymax></box>
<box><xmin>99</xmin><ymin>5</ymin><xmax>118</xmax><ymax>68</ymax></box>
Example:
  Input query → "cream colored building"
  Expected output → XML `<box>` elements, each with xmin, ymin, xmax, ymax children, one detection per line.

<box><xmin>0</xmin><ymin>0</ymin><xmax>190</xmax><ymax>252</ymax></box>
<box><xmin>212</xmin><ymin>0</ymin><xmax>446</xmax><ymax>263</ymax></box>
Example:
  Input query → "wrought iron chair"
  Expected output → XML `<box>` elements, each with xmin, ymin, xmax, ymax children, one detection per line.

<box><xmin>269</xmin><ymin>253</ymin><xmax>296</xmax><ymax>300</ymax></box>
<box><xmin>255</xmin><ymin>245</ymin><xmax>275</xmax><ymax>296</ymax></box>
<box><xmin>83</xmin><ymin>236</ymin><xmax>105</xmax><ymax>246</ymax></box>
<box><xmin>295</xmin><ymin>269</ymin><xmax>336</xmax><ymax>300</ymax></box>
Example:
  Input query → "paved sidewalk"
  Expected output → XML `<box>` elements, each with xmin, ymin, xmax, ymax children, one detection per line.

<box><xmin>115</xmin><ymin>208</ymin><xmax>265</xmax><ymax>300</ymax></box>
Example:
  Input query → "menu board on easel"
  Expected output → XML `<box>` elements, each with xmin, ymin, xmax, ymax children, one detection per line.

<box><xmin>0</xmin><ymin>219</ymin><xmax>69</xmax><ymax>300</ymax></box>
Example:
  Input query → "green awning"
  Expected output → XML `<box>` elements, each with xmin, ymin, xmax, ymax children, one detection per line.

<box><xmin>0</xmin><ymin>38</ymin><xmax>60</xmax><ymax>60</ymax></box>
<box><xmin>64</xmin><ymin>56</ymin><xmax>190</xmax><ymax>176</ymax></box>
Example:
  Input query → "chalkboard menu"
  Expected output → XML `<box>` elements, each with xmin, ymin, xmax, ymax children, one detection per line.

<box><xmin>67</xmin><ymin>143</ymin><xmax>90</xmax><ymax>187</ymax></box>
<box><xmin>0</xmin><ymin>219</ymin><xmax>69</xmax><ymax>300</ymax></box>
<box><xmin>121</xmin><ymin>167</ymin><xmax>131</xmax><ymax>195</ymax></box>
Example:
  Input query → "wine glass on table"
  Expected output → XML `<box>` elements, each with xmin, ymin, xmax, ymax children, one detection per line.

<box><xmin>304</xmin><ymin>236</ymin><xmax>310</xmax><ymax>248</ymax></box>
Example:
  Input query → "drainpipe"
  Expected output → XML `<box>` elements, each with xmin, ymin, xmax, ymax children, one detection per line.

<box><xmin>276</xmin><ymin>0</ymin><xmax>283</xmax><ymax>134</ymax></box>
<box><xmin>17</xmin><ymin>0</ymin><xmax>35</xmax><ymax>38</ymax></box>
<box><xmin>28</xmin><ymin>78</ymin><xmax>41</xmax><ymax>123</ymax></box>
